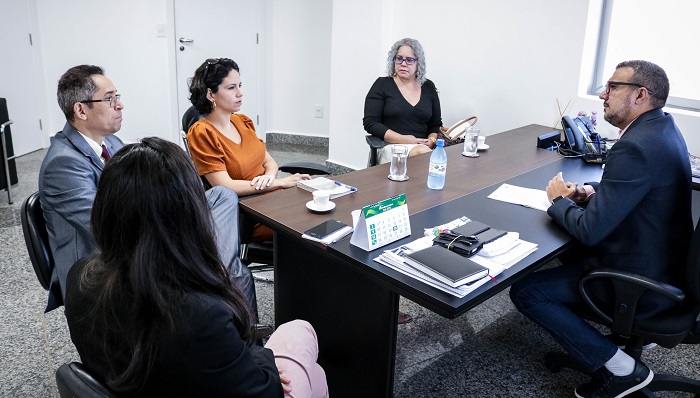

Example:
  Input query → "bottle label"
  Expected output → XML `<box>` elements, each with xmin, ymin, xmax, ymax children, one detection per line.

<box><xmin>429</xmin><ymin>162</ymin><xmax>446</xmax><ymax>176</ymax></box>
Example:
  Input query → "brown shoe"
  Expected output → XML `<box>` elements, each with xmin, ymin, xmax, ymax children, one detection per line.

<box><xmin>398</xmin><ymin>311</ymin><xmax>413</xmax><ymax>324</ymax></box>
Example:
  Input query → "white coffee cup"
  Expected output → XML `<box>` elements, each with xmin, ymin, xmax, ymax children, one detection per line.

<box><xmin>478</xmin><ymin>136</ymin><xmax>486</xmax><ymax>147</ymax></box>
<box><xmin>312</xmin><ymin>190</ymin><xmax>331</xmax><ymax>207</ymax></box>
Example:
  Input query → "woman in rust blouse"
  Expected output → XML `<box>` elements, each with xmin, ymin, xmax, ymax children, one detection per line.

<box><xmin>187</xmin><ymin>58</ymin><xmax>310</xmax><ymax>241</ymax></box>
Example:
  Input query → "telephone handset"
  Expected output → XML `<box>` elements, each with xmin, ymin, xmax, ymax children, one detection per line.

<box><xmin>562</xmin><ymin>115</ymin><xmax>595</xmax><ymax>152</ymax></box>
<box><xmin>561</xmin><ymin>115</ymin><xmax>607</xmax><ymax>163</ymax></box>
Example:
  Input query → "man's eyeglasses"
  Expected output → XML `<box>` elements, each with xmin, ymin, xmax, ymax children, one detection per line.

<box><xmin>80</xmin><ymin>94</ymin><xmax>121</xmax><ymax>109</ymax></box>
<box><xmin>393</xmin><ymin>55</ymin><xmax>417</xmax><ymax>66</ymax></box>
<box><xmin>204</xmin><ymin>58</ymin><xmax>220</xmax><ymax>79</ymax></box>
<box><xmin>604</xmin><ymin>81</ymin><xmax>654</xmax><ymax>95</ymax></box>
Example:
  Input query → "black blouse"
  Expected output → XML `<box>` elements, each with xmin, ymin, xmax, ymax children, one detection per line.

<box><xmin>363</xmin><ymin>76</ymin><xmax>442</xmax><ymax>140</ymax></box>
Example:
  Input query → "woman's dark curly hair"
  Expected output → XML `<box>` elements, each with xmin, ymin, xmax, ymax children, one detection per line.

<box><xmin>188</xmin><ymin>58</ymin><xmax>240</xmax><ymax>114</ymax></box>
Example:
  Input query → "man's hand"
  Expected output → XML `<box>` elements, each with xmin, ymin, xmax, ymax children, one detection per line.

<box><xmin>546</xmin><ymin>172</ymin><xmax>578</xmax><ymax>203</ymax></box>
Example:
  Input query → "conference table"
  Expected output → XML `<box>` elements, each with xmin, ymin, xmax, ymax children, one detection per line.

<box><xmin>240</xmin><ymin>124</ymin><xmax>606</xmax><ymax>397</ymax></box>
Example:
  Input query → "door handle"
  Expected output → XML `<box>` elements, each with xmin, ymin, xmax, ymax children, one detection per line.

<box><xmin>179</xmin><ymin>37</ymin><xmax>194</xmax><ymax>43</ymax></box>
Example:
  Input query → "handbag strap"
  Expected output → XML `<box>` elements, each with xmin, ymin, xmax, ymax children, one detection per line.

<box><xmin>444</xmin><ymin>116</ymin><xmax>478</xmax><ymax>139</ymax></box>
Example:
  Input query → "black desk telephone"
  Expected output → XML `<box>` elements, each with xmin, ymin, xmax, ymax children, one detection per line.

<box><xmin>561</xmin><ymin>115</ymin><xmax>607</xmax><ymax>163</ymax></box>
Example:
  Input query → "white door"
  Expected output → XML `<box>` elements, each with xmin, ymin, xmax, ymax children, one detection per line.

<box><xmin>0</xmin><ymin>0</ymin><xmax>45</xmax><ymax>155</ymax></box>
<box><xmin>173</xmin><ymin>0</ymin><xmax>262</xmax><ymax>137</ymax></box>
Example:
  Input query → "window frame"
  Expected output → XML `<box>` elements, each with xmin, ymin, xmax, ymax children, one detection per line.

<box><xmin>589</xmin><ymin>0</ymin><xmax>700</xmax><ymax>112</ymax></box>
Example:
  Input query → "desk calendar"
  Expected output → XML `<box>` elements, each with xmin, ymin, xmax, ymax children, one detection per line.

<box><xmin>350</xmin><ymin>194</ymin><xmax>411</xmax><ymax>251</ymax></box>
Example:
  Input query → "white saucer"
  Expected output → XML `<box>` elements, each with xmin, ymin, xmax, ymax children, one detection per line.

<box><xmin>478</xmin><ymin>144</ymin><xmax>490</xmax><ymax>150</ymax></box>
<box><xmin>462</xmin><ymin>152</ymin><xmax>480</xmax><ymax>158</ymax></box>
<box><xmin>388</xmin><ymin>175</ymin><xmax>409</xmax><ymax>181</ymax></box>
<box><xmin>306</xmin><ymin>200</ymin><xmax>336</xmax><ymax>213</ymax></box>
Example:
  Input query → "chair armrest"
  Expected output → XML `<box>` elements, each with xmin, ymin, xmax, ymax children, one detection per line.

<box><xmin>279</xmin><ymin>162</ymin><xmax>330</xmax><ymax>175</ymax></box>
<box><xmin>579</xmin><ymin>268</ymin><xmax>685</xmax><ymax>336</ymax></box>
<box><xmin>365</xmin><ymin>135</ymin><xmax>384</xmax><ymax>149</ymax></box>
<box><xmin>365</xmin><ymin>135</ymin><xmax>384</xmax><ymax>167</ymax></box>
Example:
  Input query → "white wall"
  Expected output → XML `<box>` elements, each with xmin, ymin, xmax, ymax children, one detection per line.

<box><xmin>267</xmin><ymin>0</ymin><xmax>332</xmax><ymax>137</ymax></box>
<box><xmin>35</xmin><ymin>0</ymin><xmax>175</xmax><ymax>144</ymax></box>
<box><xmin>328</xmin><ymin>0</ymin><xmax>391</xmax><ymax>169</ymax></box>
<box><xmin>327</xmin><ymin>0</ymin><xmax>700</xmax><ymax>170</ymax></box>
<box><xmin>10</xmin><ymin>0</ymin><xmax>700</xmax><ymax>167</ymax></box>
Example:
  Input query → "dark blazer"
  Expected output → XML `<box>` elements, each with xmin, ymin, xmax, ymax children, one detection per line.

<box><xmin>548</xmin><ymin>108</ymin><xmax>692</xmax><ymax>288</ymax></box>
<box><xmin>64</xmin><ymin>258</ymin><xmax>283</xmax><ymax>397</ymax></box>
<box><xmin>38</xmin><ymin>122</ymin><xmax>123</xmax><ymax>311</ymax></box>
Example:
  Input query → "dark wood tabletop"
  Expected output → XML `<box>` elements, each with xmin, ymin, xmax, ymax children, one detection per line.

<box><xmin>240</xmin><ymin>124</ymin><xmax>564</xmax><ymax>240</ymax></box>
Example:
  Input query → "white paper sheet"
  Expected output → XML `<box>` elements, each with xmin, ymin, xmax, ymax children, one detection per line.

<box><xmin>488</xmin><ymin>183</ymin><xmax>551</xmax><ymax>212</ymax></box>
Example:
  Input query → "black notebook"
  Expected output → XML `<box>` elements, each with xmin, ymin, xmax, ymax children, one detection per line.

<box><xmin>452</xmin><ymin>221</ymin><xmax>490</xmax><ymax>237</ymax></box>
<box><xmin>404</xmin><ymin>246</ymin><xmax>489</xmax><ymax>287</ymax></box>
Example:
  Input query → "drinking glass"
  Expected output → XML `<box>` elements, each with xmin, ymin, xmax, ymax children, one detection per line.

<box><xmin>388</xmin><ymin>145</ymin><xmax>409</xmax><ymax>181</ymax></box>
<box><xmin>463</xmin><ymin>127</ymin><xmax>480</xmax><ymax>157</ymax></box>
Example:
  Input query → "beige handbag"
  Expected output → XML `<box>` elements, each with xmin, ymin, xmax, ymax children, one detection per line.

<box><xmin>436</xmin><ymin>116</ymin><xmax>478</xmax><ymax>146</ymax></box>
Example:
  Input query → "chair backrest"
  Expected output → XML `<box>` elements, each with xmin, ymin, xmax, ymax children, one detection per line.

<box><xmin>20</xmin><ymin>191</ymin><xmax>53</xmax><ymax>290</ymax></box>
<box><xmin>56</xmin><ymin>362</ymin><xmax>118</xmax><ymax>398</ymax></box>
<box><xmin>180</xmin><ymin>131</ymin><xmax>191</xmax><ymax>156</ymax></box>
<box><xmin>182</xmin><ymin>105</ymin><xmax>203</xmax><ymax>133</ymax></box>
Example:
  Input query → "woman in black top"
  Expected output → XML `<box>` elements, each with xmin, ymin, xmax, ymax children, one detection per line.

<box><xmin>64</xmin><ymin>138</ymin><xmax>328</xmax><ymax>397</ymax></box>
<box><xmin>363</xmin><ymin>37</ymin><xmax>442</xmax><ymax>164</ymax></box>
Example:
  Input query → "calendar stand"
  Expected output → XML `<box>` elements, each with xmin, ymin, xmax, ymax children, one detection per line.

<box><xmin>350</xmin><ymin>193</ymin><xmax>411</xmax><ymax>251</ymax></box>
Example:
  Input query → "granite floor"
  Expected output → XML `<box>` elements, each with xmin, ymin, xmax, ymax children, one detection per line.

<box><xmin>1</xmin><ymin>142</ymin><xmax>699</xmax><ymax>397</ymax></box>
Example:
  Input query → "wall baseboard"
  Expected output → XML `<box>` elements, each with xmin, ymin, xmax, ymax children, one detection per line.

<box><xmin>266</xmin><ymin>132</ymin><xmax>328</xmax><ymax>148</ymax></box>
<box><xmin>265</xmin><ymin>132</ymin><xmax>359</xmax><ymax>175</ymax></box>
<box><xmin>325</xmin><ymin>161</ymin><xmax>356</xmax><ymax>175</ymax></box>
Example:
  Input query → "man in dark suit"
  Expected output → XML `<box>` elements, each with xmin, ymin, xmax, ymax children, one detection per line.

<box><xmin>510</xmin><ymin>60</ymin><xmax>692</xmax><ymax>398</ymax></box>
<box><xmin>39</xmin><ymin>65</ymin><xmax>255</xmax><ymax>313</ymax></box>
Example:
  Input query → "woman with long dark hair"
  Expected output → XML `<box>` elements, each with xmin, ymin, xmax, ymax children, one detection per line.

<box><xmin>64</xmin><ymin>137</ymin><xmax>328</xmax><ymax>397</ymax></box>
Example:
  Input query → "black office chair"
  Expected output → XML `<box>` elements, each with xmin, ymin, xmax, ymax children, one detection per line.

<box><xmin>181</xmin><ymin>106</ymin><xmax>330</xmax><ymax>267</ymax></box>
<box><xmin>543</xmin><ymin>219</ymin><xmax>700</xmax><ymax>396</ymax></box>
<box><xmin>21</xmin><ymin>191</ymin><xmax>52</xmax><ymax>289</ymax></box>
<box><xmin>21</xmin><ymin>191</ymin><xmax>66</xmax><ymax>312</ymax></box>
<box><xmin>56</xmin><ymin>362</ymin><xmax>118</xmax><ymax>398</ymax></box>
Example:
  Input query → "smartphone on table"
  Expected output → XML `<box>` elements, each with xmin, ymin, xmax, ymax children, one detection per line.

<box><xmin>303</xmin><ymin>219</ymin><xmax>348</xmax><ymax>240</ymax></box>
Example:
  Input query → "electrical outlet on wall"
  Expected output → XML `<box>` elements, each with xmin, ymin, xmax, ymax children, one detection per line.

<box><xmin>314</xmin><ymin>105</ymin><xmax>323</xmax><ymax>118</ymax></box>
<box><xmin>156</xmin><ymin>23</ymin><xmax>167</xmax><ymax>38</ymax></box>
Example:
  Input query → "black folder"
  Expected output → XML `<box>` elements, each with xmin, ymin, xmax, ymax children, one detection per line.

<box><xmin>404</xmin><ymin>246</ymin><xmax>489</xmax><ymax>287</ymax></box>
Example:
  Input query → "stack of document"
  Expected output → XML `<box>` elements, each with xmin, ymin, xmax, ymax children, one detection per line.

<box><xmin>471</xmin><ymin>232</ymin><xmax>538</xmax><ymax>270</ymax></box>
<box><xmin>374</xmin><ymin>228</ymin><xmax>538</xmax><ymax>298</ymax></box>
<box><xmin>374</xmin><ymin>236</ymin><xmax>503</xmax><ymax>298</ymax></box>
<box><xmin>296</xmin><ymin>177</ymin><xmax>357</xmax><ymax>199</ymax></box>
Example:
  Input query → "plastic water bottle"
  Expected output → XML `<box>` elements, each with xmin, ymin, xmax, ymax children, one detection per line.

<box><xmin>427</xmin><ymin>139</ymin><xmax>447</xmax><ymax>190</ymax></box>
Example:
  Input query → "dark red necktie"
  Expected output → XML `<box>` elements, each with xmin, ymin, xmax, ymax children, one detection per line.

<box><xmin>101</xmin><ymin>144</ymin><xmax>111</xmax><ymax>162</ymax></box>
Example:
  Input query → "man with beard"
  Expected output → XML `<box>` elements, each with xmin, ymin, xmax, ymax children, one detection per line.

<box><xmin>510</xmin><ymin>60</ymin><xmax>692</xmax><ymax>398</ymax></box>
